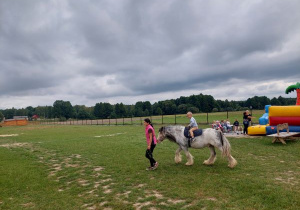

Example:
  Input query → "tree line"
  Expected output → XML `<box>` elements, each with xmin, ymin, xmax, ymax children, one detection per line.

<box><xmin>0</xmin><ymin>94</ymin><xmax>296</xmax><ymax>121</ymax></box>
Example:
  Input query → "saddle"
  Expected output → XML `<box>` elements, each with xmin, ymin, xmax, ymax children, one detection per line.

<box><xmin>184</xmin><ymin>127</ymin><xmax>203</xmax><ymax>138</ymax></box>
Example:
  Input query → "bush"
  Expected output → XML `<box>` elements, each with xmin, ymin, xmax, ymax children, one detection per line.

<box><xmin>212</xmin><ymin>108</ymin><xmax>219</xmax><ymax>112</ymax></box>
<box><xmin>59</xmin><ymin>117</ymin><xmax>67</xmax><ymax>122</ymax></box>
<box><xmin>188</xmin><ymin>107</ymin><xmax>199</xmax><ymax>113</ymax></box>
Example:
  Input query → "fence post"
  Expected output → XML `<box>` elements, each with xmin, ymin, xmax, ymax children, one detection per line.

<box><xmin>207</xmin><ymin>113</ymin><xmax>209</xmax><ymax>124</ymax></box>
<box><xmin>140</xmin><ymin>117</ymin><xmax>142</xmax><ymax>125</ymax></box>
<box><xmin>116</xmin><ymin>118</ymin><xmax>117</xmax><ymax>126</ymax></box>
<box><xmin>162</xmin><ymin>115</ymin><xmax>164</xmax><ymax>124</ymax></box>
<box><xmin>175</xmin><ymin>114</ymin><xmax>177</xmax><ymax>125</ymax></box>
<box><xmin>123</xmin><ymin>117</ymin><xmax>124</xmax><ymax>125</ymax></box>
<box><xmin>131</xmin><ymin>116</ymin><xmax>133</xmax><ymax>125</ymax></box>
<box><xmin>227</xmin><ymin>110</ymin><xmax>228</xmax><ymax>119</ymax></box>
<box><xmin>109</xmin><ymin>118</ymin><xmax>110</xmax><ymax>126</ymax></box>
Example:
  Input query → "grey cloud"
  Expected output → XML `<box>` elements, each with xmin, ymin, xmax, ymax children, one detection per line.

<box><xmin>1</xmin><ymin>0</ymin><xmax>300</xmax><ymax>108</ymax></box>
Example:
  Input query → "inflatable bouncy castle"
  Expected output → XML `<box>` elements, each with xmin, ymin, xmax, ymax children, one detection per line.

<box><xmin>248</xmin><ymin>105</ymin><xmax>300</xmax><ymax>135</ymax></box>
<box><xmin>248</xmin><ymin>83</ymin><xmax>300</xmax><ymax>136</ymax></box>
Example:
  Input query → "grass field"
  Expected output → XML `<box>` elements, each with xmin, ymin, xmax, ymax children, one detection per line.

<box><xmin>0</xmin><ymin>122</ymin><xmax>300</xmax><ymax>209</ymax></box>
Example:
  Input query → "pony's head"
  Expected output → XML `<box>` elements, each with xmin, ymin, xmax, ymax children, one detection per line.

<box><xmin>157</xmin><ymin>126</ymin><xmax>166</xmax><ymax>143</ymax></box>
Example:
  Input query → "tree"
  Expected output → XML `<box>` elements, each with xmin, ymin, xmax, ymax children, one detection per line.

<box><xmin>94</xmin><ymin>103</ymin><xmax>104</xmax><ymax>118</ymax></box>
<box><xmin>77</xmin><ymin>107</ymin><xmax>91</xmax><ymax>119</ymax></box>
<box><xmin>35</xmin><ymin>106</ymin><xmax>47</xmax><ymax>118</ymax></box>
<box><xmin>0</xmin><ymin>111</ymin><xmax>4</xmax><ymax>122</ymax></box>
<box><xmin>3</xmin><ymin>108</ymin><xmax>16</xmax><ymax>119</ymax></box>
<box><xmin>74</xmin><ymin>105</ymin><xmax>91</xmax><ymax>119</ymax></box>
<box><xmin>103</xmin><ymin>103</ymin><xmax>113</xmax><ymax>118</ymax></box>
<box><xmin>26</xmin><ymin>106</ymin><xmax>34</xmax><ymax>118</ymax></box>
<box><xmin>162</xmin><ymin>100</ymin><xmax>176</xmax><ymax>115</ymax></box>
<box><xmin>143</xmin><ymin>101</ymin><xmax>152</xmax><ymax>115</ymax></box>
<box><xmin>187</xmin><ymin>106</ymin><xmax>199</xmax><ymax>113</ymax></box>
<box><xmin>15</xmin><ymin>108</ymin><xmax>28</xmax><ymax>116</ymax></box>
<box><xmin>135</xmin><ymin>101</ymin><xmax>144</xmax><ymax>117</ymax></box>
<box><xmin>115</xmin><ymin>103</ymin><xmax>127</xmax><ymax>118</ymax></box>
<box><xmin>53</xmin><ymin>100</ymin><xmax>74</xmax><ymax>119</ymax></box>
<box><xmin>212</xmin><ymin>108</ymin><xmax>219</xmax><ymax>112</ymax></box>
<box><xmin>286</xmin><ymin>82</ymin><xmax>300</xmax><ymax>105</ymax></box>
<box><xmin>156</xmin><ymin>107</ymin><xmax>163</xmax><ymax>115</ymax></box>
<box><xmin>278</xmin><ymin>96</ymin><xmax>287</xmax><ymax>106</ymax></box>
<box><xmin>177</xmin><ymin>104</ymin><xmax>188</xmax><ymax>114</ymax></box>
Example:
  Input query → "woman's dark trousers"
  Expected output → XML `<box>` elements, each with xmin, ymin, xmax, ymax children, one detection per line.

<box><xmin>145</xmin><ymin>144</ymin><xmax>156</xmax><ymax>167</ymax></box>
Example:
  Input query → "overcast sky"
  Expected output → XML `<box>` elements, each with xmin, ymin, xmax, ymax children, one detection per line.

<box><xmin>1</xmin><ymin>0</ymin><xmax>300</xmax><ymax>109</ymax></box>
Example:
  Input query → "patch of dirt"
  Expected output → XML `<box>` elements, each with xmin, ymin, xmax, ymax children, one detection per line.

<box><xmin>167</xmin><ymin>199</ymin><xmax>185</xmax><ymax>204</ymax></box>
<box><xmin>94</xmin><ymin>167</ymin><xmax>104</xmax><ymax>172</ymax></box>
<box><xmin>20</xmin><ymin>202</ymin><xmax>35</xmax><ymax>208</ymax></box>
<box><xmin>94</xmin><ymin>132</ymin><xmax>126</xmax><ymax>138</ymax></box>
<box><xmin>77</xmin><ymin>179</ymin><xmax>90</xmax><ymax>187</ymax></box>
<box><xmin>0</xmin><ymin>134</ymin><xmax>19</xmax><ymax>137</ymax></box>
<box><xmin>275</xmin><ymin>170</ymin><xmax>299</xmax><ymax>186</ymax></box>
<box><xmin>206</xmin><ymin>197</ymin><xmax>217</xmax><ymax>201</ymax></box>
<box><xmin>133</xmin><ymin>201</ymin><xmax>152</xmax><ymax>210</ymax></box>
<box><xmin>0</xmin><ymin>142</ymin><xmax>28</xmax><ymax>148</ymax></box>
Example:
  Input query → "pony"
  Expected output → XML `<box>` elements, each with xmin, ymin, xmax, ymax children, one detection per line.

<box><xmin>157</xmin><ymin>126</ymin><xmax>237</xmax><ymax>168</ymax></box>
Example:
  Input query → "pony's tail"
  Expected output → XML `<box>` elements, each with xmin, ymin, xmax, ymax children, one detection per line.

<box><xmin>218</xmin><ymin>131</ymin><xmax>231</xmax><ymax>157</ymax></box>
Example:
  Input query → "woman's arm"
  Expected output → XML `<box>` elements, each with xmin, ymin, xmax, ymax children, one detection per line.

<box><xmin>148</xmin><ymin>131</ymin><xmax>153</xmax><ymax>150</ymax></box>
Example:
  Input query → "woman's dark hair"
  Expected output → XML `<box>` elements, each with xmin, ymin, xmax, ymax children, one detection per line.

<box><xmin>144</xmin><ymin>118</ymin><xmax>154</xmax><ymax>128</ymax></box>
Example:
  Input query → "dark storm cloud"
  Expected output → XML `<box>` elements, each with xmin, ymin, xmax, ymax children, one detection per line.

<box><xmin>0</xmin><ymin>0</ymin><xmax>300</xmax><ymax>108</ymax></box>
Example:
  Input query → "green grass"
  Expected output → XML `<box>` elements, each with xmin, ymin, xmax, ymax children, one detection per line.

<box><xmin>0</xmin><ymin>124</ymin><xmax>299</xmax><ymax>210</ymax></box>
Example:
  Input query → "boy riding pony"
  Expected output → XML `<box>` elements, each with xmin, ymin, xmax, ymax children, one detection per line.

<box><xmin>186</xmin><ymin>112</ymin><xmax>198</xmax><ymax>141</ymax></box>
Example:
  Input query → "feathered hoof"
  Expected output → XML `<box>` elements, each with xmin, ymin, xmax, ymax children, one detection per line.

<box><xmin>228</xmin><ymin>159</ymin><xmax>237</xmax><ymax>168</ymax></box>
<box><xmin>185</xmin><ymin>162</ymin><xmax>193</xmax><ymax>166</ymax></box>
<box><xmin>174</xmin><ymin>156</ymin><xmax>182</xmax><ymax>164</ymax></box>
<box><xmin>203</xmin><ymin>160</ymin><xmax>214</xmax><ymax>165</ymax></box>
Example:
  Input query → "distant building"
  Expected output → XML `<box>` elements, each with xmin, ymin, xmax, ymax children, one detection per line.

<box><xmin>4</xmin><ymin>116</ymin><xmax>28</xmax><ymax>126</ymax></box>
<box><xmin>13</xmin><ymin>116</ymin><xmax>28</xmax><ymax>120</ymax></box>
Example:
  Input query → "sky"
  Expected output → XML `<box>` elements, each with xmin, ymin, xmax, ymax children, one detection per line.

<box><xmin>1</xmin><ymin>0</ymin><xmax>300</xmax><ymax>109</ymax></box>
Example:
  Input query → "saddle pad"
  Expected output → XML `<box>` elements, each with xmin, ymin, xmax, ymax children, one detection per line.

<box><xmin>184</xmin><ymin>127</ymin><xmax>203</xmax><ymax>138</ymax></box>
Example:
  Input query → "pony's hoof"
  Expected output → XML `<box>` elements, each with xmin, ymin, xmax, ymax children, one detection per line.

<box><xmin>174</xmin><ymin>157</ymin><xmax>182</xmax><ymax>164</ymax></box>
<box><xmin>185</xmin><ymin>162</ymin><xmax>193</xmax><ymax>166</ymax></box>
<box><xmin>203</xmin><ymin>160</ymin><xmax>213</xmax><ymax>165</ymax></box>
<box><xmin>228</xmin><ymin>160</ymin><xmax>237</xmax><ymax>168</ymax></box>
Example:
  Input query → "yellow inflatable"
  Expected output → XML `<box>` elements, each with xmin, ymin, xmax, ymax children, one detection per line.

<box><xmin>248</xmin><ymin>125</ymin><xmax>267</xmax><ymax>135</ymax></box>
<box><xmin>269</xmin><ymin>106</ymin><xmax>300</xmax><ymax>117</ymax></box>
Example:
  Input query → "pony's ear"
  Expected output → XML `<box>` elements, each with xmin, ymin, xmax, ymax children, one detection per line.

<box><xmin>159</xmin><ymin>126</ymin><xmax>164</xmax><ymax>132</ymax></box>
